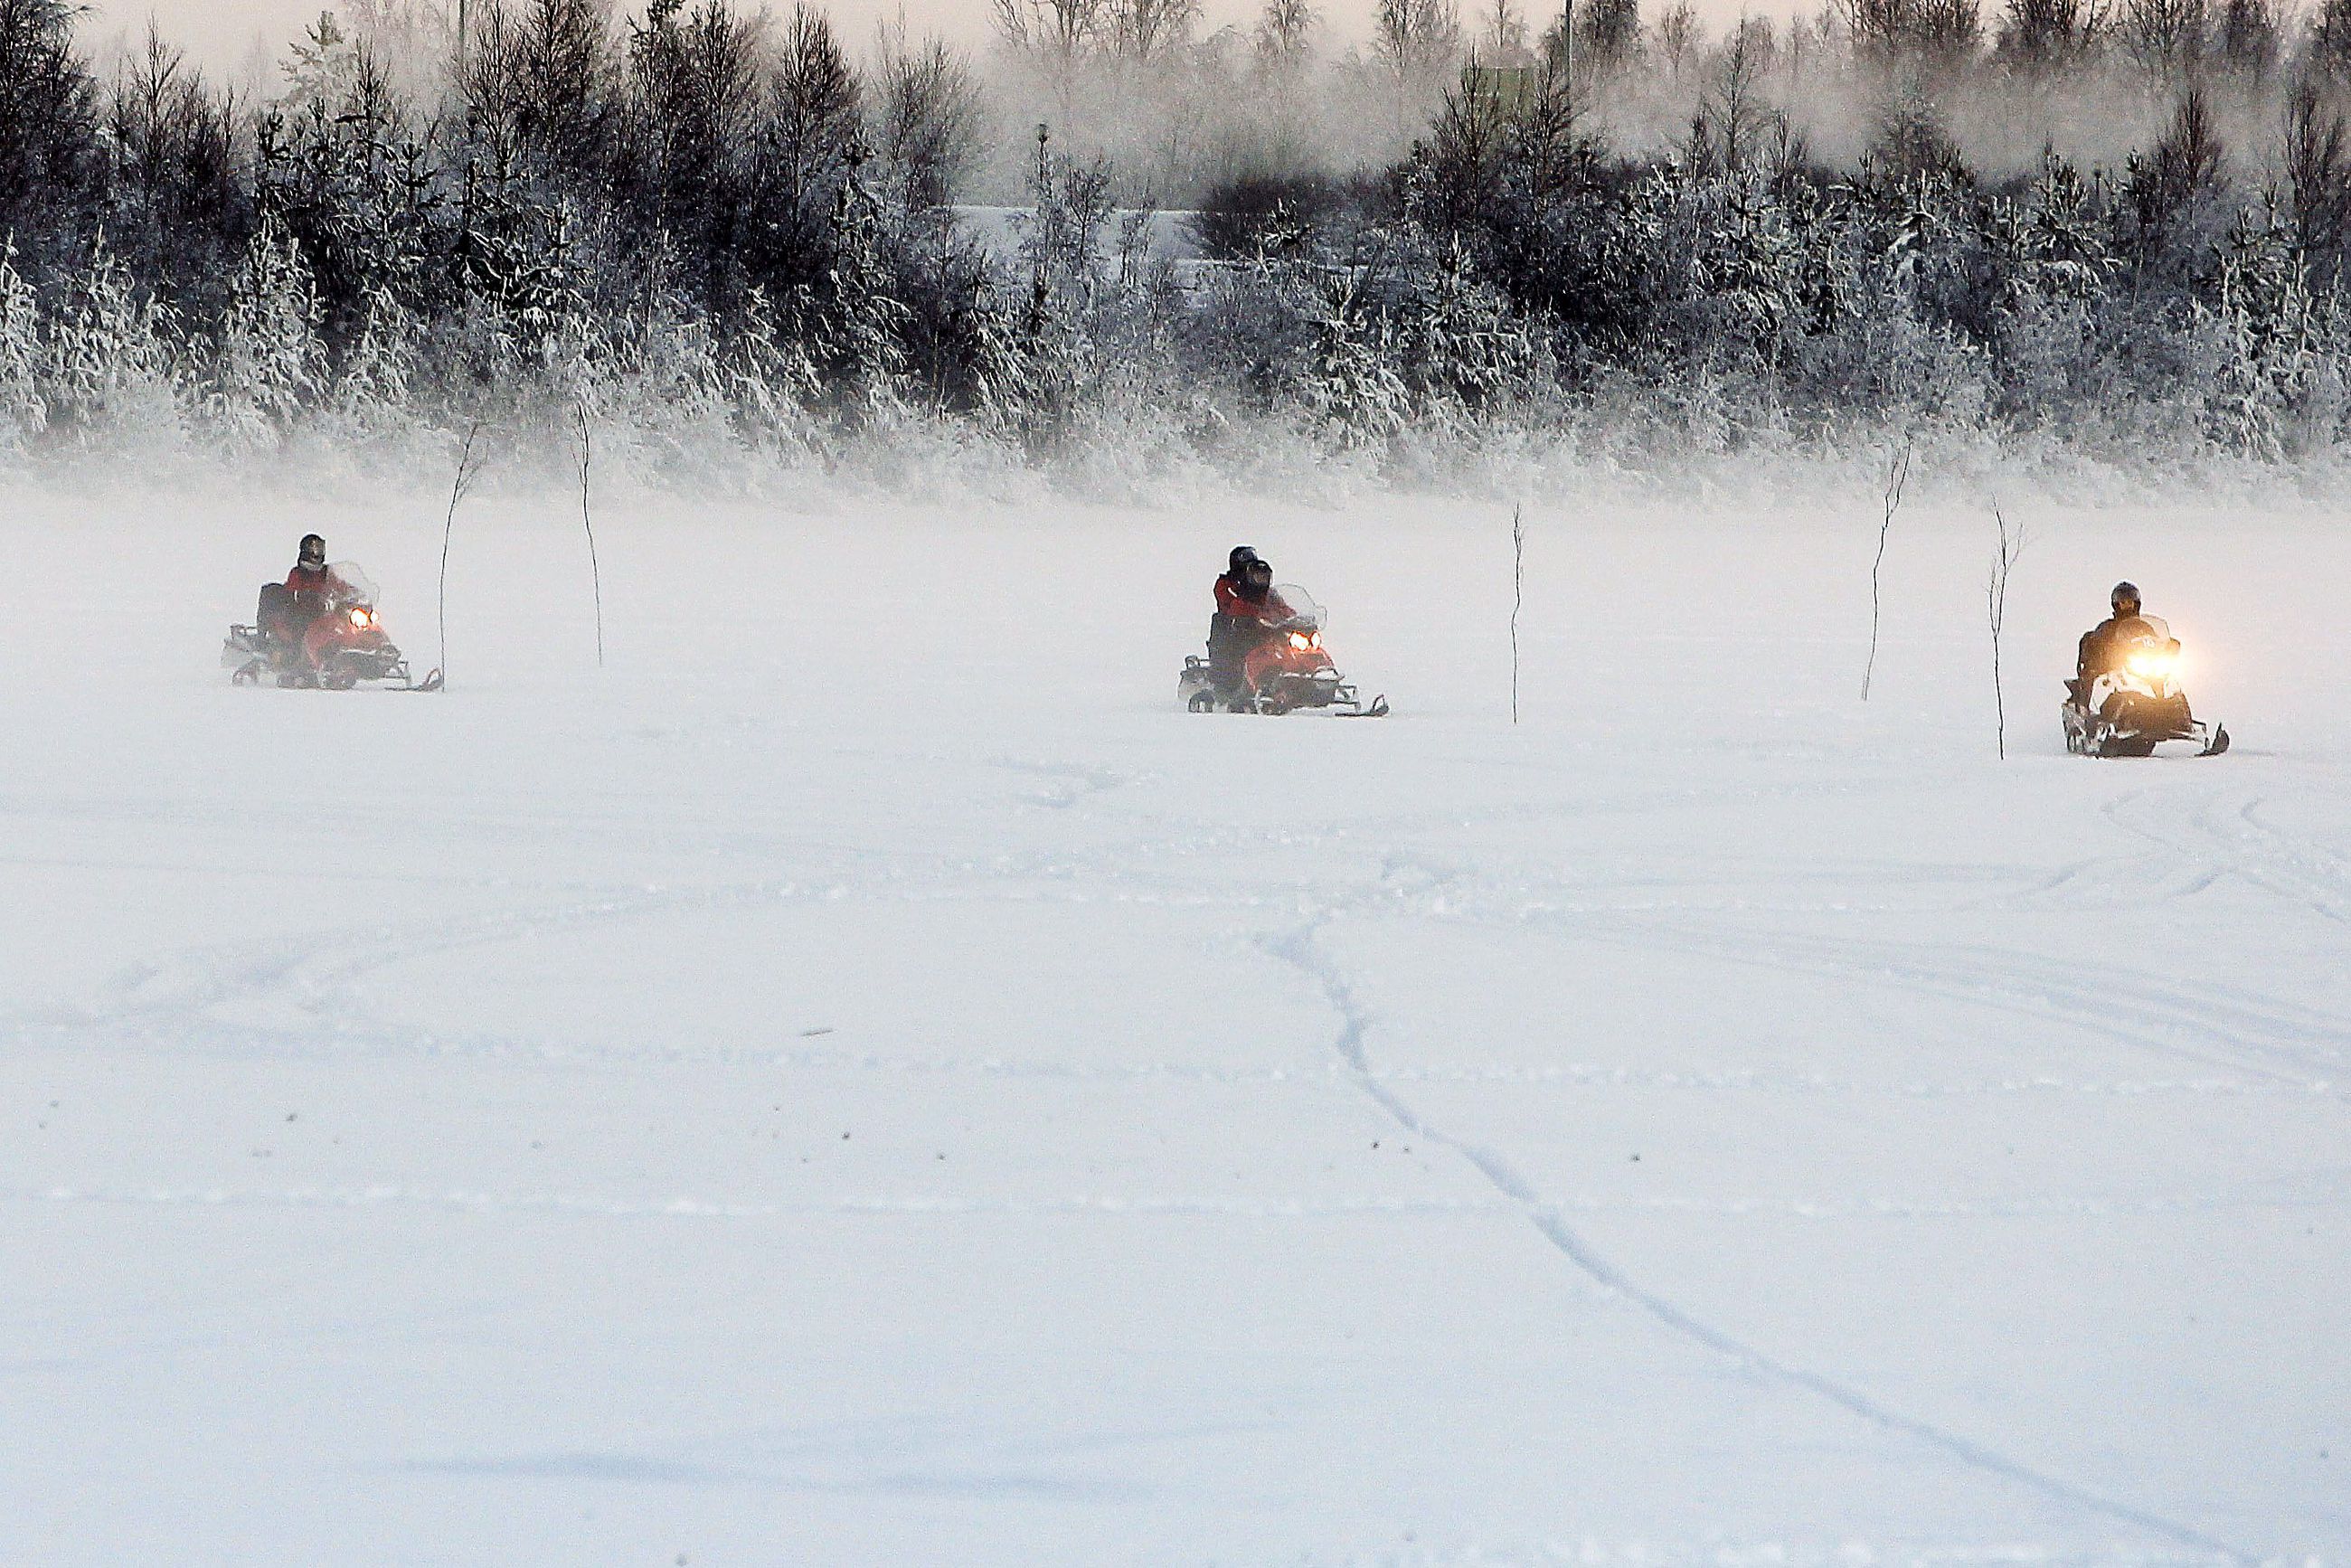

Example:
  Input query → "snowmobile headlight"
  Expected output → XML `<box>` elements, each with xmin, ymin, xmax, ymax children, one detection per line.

<box><xmin>2125</xmin><ymin>649</ymin><xmax>2174</xmax><ymax>678</ymax></box>
<box><xmin>1288</xmin><ymin>631</ymin><xmax>1311</xmax><ymax>650</ymax></box>
<box><xmin>349</xmin><ymin>607</ymin><xmax>373</xmax><ymax>628</ymax></box>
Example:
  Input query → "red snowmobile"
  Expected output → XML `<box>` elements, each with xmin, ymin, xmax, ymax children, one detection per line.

<box><xmin>1180</xmin><ymin>584</ymin><xmax>1387</xmax><ymax>717</ymax></box>
<box><xmin>223</xmin><ymin>562</ymin><xmax>439</xmax><ymax>691</ymax></box>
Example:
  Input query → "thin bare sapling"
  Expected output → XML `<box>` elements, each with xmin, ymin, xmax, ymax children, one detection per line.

<box><xmin>1510</xmin><ymin>503</ymin><xmax>1525</xmax><ymax>724</ymax></box>
<box><xmin>574</xmin><ymin>401</ymin><xmax>604</xmax><ymax>668</ymax></box>
<box><xmin>1987</xmin><ymin>503</ymin><xmax>2026</xmax><ymax>759</ymax></box>
<box><xmin>1861</xmin><ymin>441</ymin><xmax>1912</xmax><ymax>701</ymax></box>
<box><xmin>436</xmin><ymin>420</ymin><xmax>489</xmax><ymax>685</ymax></box>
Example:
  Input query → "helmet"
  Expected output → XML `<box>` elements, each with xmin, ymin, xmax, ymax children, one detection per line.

<box><xmin>1242</xmin><ymin>557</ymin><xmax>1273</xmax><ymax>586</ymax></box>
<box><xmin>1228</xmin><ymin>545</ymin><xmax>1260</xmax><ymax>574</ymax></box>
<box><xmin>299</xmin><ymin>534</ymin><xmax>326</xmax><ymax>567</ymax></box>
<box><xmin>2110</xmin><ymin>581</ymin><xmax>2140</xmax><ymax>615</ymax></box>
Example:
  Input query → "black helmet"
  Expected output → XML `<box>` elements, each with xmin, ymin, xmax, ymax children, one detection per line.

<box><xmin>1229</xmin><ymin>545</ymin><xmax>1260</xmax><ymax>574</ymax></box>
<box><xmin>299</xmin><ymin>534</ymin><xmax>326</xmax><ymax>567</ymax></box>
<box><xmin>1242</xmin><ymin>557</ymin><xmax>1273</xmax><ymax>586</ymax></box>
<box><xmin>2110</xmin><ymin>581</ymin><xmax>2140</xmax><ymax>614</ymax></box>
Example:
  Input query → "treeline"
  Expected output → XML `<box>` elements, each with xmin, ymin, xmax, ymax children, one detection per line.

<box><xmin>4</xmin><ymin>0</ymin><xmax>2351</xmax><ymax>491</ymax></box>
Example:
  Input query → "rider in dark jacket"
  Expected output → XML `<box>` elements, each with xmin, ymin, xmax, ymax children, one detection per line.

<box><xmin>2076</xmin><ymin>581</ymin><xmax>2146</xmax><ymax>686</ymax></box>
<box><xmin>1209</xmin><ymin>546</ymin><xmax>1268</xmax><ymax>694</ymax></box>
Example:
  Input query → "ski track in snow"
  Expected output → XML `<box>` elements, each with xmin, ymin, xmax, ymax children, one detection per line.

<box><xmin>1265</xmin><ymin>921</ymin><xmax>2267</xmax><ymax>1566</ymax></box>
<box><xmin>2103</xmin><ymin>783</ymin><xmax>2351</xmax><ymax>927</ymax></box>
<box><xmin>25</xmin><ymin>834</ymin><xmax>2345</xmax><ymax>1103</ymax></box>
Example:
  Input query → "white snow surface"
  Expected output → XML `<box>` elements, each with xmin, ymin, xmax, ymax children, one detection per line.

<box><xmin>2</xmin><ymin>483</ymin><xmax>2346</xmax><ymax>1566</ymax></box>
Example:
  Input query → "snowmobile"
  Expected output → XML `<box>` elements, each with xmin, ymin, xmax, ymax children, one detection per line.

<box><xmin>1180</xmin><ymin>584</ymin><xmax>1388</xmax><ymax>717</ymax></box>
<box><xmin>223</xmin><ymin>562</ymin><xmax>440</xmax><ymax>692</ymax></box>
<box><xmin>2063</xmin><ymin>615</ymin><xmax>2226</xmax><ymax>757</ymax></box>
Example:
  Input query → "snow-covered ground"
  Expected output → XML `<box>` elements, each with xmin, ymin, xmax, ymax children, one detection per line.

<box><xmin>3</xmin><ymin>479</ymin><xmax>2346</xmax><ymax>1566</ymax></box>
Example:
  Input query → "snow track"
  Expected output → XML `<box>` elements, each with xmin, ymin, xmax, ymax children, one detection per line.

<box><xmin>1274</xmin><ymin>921</ymin><xmax>2261</xmax><ymax>1564</ymax></box>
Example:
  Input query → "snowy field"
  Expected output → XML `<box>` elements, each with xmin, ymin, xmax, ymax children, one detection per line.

<box><xmin>2</xmin><ymin>478</ymin><xmax>2346</xmax><ymax>1566</ymax></box>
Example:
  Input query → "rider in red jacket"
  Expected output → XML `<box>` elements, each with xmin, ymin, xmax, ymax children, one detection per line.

<box><xmin>1209</xmin><ymin>552</ymin><xmax>1295</xmax><ymax>695</ymax></box>
<box><xmin>286</xmin><ymin>534</ymin><xmax>337</xmax><ymax>596</ymax></box>
<box><xmin>260</xmin><ymin>534</ymin><xmax>344</xmax><ymax>665</ymax></box>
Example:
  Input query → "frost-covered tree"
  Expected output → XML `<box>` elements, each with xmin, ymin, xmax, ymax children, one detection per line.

<box><xmin>1406</xmin><ymin>236</ymin><xmax>1542</xmax><ymax>415</ymax></box>
<box><xmin>0</xmin><ymin>0</ymin><xmax>99</xmax><ymax>259</ymax></box>
<box><xmin>871</xmin><ymin>27</ymin><xmax>984</xmax><ymax>218</ymax></box>
<box><xmin>460</xmin><ymin>0</ymin><xmax>618</xmax><ymax>191</ymax></box>
<box><xmin>256</xmin><ymin>49</ymin><xmax>438</xmax><ymax>348</ymax></box>
<box><xmin>616</xmin><ymin>0</ymin><xmax>763</xmax><ymax>309</ymax></box>
<box><xmin>42</xmin><ymin>232</ymin><xmax>182</xmax><ymax>441</ymax></box>
<box><xmin>103</xmin><ymin>26</ymin><xmax>244</xmax><ymax>308</ymax></box>
<box><xmin>1374</xmin><ymin>0</ymin><xmax>1464</xmax><ymax>109</ymax></box>
<box><xmin>741</xmin><ymin>1</ymin><xmax>863</xmax><ymax>302</ymax></box>
<box><xmin>1656</xmin><ymin>2</ymin><xmax>1703</xmax><ymax>78</ymax></box>
<box><xmin>1256</xmin><ymin>0</ymin><xmax>1319</xmax><ymax>64</ymax></box>
<box><xmin>1997</xmin><ymin>0</ymin><xmax>2096</xmax><ymax>65</ymax></box>
<box><xmin>332</xmin><ymin>285</ymin><xmax>420</xmax><ymax>417</ymax></box>
<box><xmin>992</xmin><ymin>0</ymin><xmax>1107</xmax><ymax>129</ymax></box>
<box><xmin>0</xmin><ymin>242</ymin><xmax>46</xmax><ymax>450</ymax></box>
<box><xmin>2312</xmin><ymin>0</ymin><xmax>2351</xmax><ymax>81</ymax></box>
<box><xmin>2122</xmin><ymin>85</ymin><xmax>2229</xmax><ymax>282</ymax></box>
<box><xmin>2284</xmin><ymin>80</ymin><xmax>2351</xmax><ymax>282</ymax></box>
<box><xmin>806</xmin><ymin>151</ymin><xmax>911</xmax><ymax>423</ymax></box>
<box><xmin>209</xmin><ymin>213</ymin><xmax>326</xmax><ymax>446</ymax></box>
<box><xmin>281</xmin><ymin>12</ymin><xmax>364</xmax><ymax>109</ymax></box>
<box><xmin>1298</xmin><ymin>269</ymin><xmax>1411</xmax><ymax>446</ymax></box>
<box><xmin>1105</xmin><ymin>0</ymin><xmax>1202</xmax><ymax>61</ymax></box>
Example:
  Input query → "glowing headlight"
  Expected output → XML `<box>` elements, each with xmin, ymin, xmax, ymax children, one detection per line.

<box><xmin>2126</xmin><ymin>650</ymin><xmax>2174</xmax><ymax>678</ymax></box>
<box><xmin>349</xmin><ymin>608</ymin><xmax>373</xmax><ymax>628</ymax></box>
<box><xmin>1288</xmin><ymin>631</ymin><xmax>1311</xmax><ymax>649</ymax></box>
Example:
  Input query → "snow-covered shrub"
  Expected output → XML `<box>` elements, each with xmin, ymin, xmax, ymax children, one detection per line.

<box><xmin>1296</xmin><ymin>269</ymin><xmax>1412</xmax><ymax>450</ymax></box>
<box><xmin>206</xmin><ymin>213</ymin><xmax>325</xmax><ymax>449</ymax></box>
<box><xmin>41</xmin><ymin>233</ymin><xmax>183</xmax><ymax>448</ymax></box>
<box><xmin>0</xmin><ymin>243</ymin><xmax>47</xmax><ymax>452</ymax></box>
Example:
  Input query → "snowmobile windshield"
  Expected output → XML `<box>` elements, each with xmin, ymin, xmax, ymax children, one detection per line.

<box><xmin>2111</xmin><ymin>615</ymin><xmax>2184</xmax><ymax>681</ymax></box>
<box><xmin>1270</xmin><ymin>585</ymin><xmax>1324</xmax><ymax>631</ymax></box>
<box><xmin>325</xmin><ymin>563</ymin><xmax>381</xmax><ymax>609</ymax></box>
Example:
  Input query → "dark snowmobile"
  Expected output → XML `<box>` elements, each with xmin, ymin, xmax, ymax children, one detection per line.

<box><xmin>1180</xmin><ymin>584</ymin><xmax>1387</xmax><ymax>717</ymax></box>
<box><xmin>224</xmin><ymin>562</ymin><xmax>440</xmax><ymax>691</ymax></box>
<box><xmin>2063</xmin><ymin>615</ymin><xmax>2226</xmax><ymax>758</ymax></box>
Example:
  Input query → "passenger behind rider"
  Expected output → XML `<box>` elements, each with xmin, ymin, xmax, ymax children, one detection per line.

<box><xmin>1208</xmin><ymin>549</ymin><xmax>1293</xmax><ymax>695</ymax></box>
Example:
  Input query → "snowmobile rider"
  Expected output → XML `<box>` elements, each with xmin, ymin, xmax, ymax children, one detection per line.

<box><xmin>1210</xmin><ymin>555</ymin><xmax>1298</xmax><ymax>695</ymax></box>
<box><xmin>2075</xmin><ymin>581</ymin><xmax>2149</xmax><ymax>687</ymax></box>
<box><xmin>259</xmin><ymin>534</ymin><xmax>342</xmax><ymax>662</ymax></box>
<box><xmin>1209</xmin><ymin>546</ymin><xmax>1264</xmax><ymax>694</ymax></box>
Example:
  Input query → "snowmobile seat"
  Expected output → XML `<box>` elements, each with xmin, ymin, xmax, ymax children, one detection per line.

<box><xmin>257</xmin><ymin>581</ymin><xmax>297</xmax><ymax>647</ymax></box>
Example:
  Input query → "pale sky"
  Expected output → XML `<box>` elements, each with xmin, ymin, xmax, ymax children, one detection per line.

<box><xmin>93</xmin><ymin>1</ymin><xmax>1327</xmax><ymax>71</ymax></box>
<box><xmin>84</xmin><ymin>0</ymin><xmax>1779</xmax><ymax>76</ymax></box>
